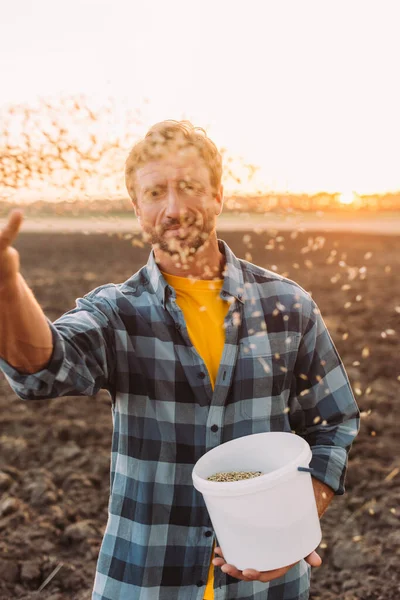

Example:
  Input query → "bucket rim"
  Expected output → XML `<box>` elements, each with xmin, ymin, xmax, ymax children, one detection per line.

<box><xmin>192</xmin><ymin>433</ymin><xmax>312</xmax><ymax>497</ymax></box>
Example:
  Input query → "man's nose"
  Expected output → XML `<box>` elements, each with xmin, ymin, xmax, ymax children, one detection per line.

<box><xmin>165</xmin><ymin>186</ymin><xmax>188</xmax><ymax>220</ymax></box>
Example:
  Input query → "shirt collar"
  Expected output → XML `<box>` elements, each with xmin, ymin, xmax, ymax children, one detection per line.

<box><xmin>145</xmin><ymin>239</ymin><xmax>245</xmax><ymax>309</ymax></box>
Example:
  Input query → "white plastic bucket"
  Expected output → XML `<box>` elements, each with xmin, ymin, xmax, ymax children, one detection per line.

<box><xmin>192</xmin><ymin>432</ymin><xmax>322</xmax><ymax>571</ymax></box>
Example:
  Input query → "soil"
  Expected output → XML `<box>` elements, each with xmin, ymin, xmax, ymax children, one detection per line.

<box><xmin>0</xmin><ymin>228</ymin><xmax>399</xmax><ymax>599</ymax></box>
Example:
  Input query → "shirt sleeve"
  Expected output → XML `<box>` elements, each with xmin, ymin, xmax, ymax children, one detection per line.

<box><xmin>289</xmin><ymin>296</ymin><xmax>360</xmax><ymax>495</ymax></box>
<box><xmin>0</xmin><ymin>293</ymin><xmax>115</xmax><ymax>401</ymax></box>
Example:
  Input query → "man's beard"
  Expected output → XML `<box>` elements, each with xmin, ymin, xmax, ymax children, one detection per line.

<box><xmin>145</xmin><ymin>222</ymin><xmax>213</xmax><ymax>257</ymax></box>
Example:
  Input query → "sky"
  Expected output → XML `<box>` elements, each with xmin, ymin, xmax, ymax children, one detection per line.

<box><xmin>1</xmin><ymin>0</ymin><xmax>400</xmax><ymax>195</ymax></box>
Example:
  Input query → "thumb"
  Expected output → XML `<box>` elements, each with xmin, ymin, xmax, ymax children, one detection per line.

<box><xmin>305</xmin><ymin>550</ymin><xmax>322</xmax><ymax>567</ymax></box>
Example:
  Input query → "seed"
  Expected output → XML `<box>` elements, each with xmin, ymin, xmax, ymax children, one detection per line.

<box><xmin>207</xmin><ymin>471</ymin><xmax>263</xmax><ymax>482</ymax></box>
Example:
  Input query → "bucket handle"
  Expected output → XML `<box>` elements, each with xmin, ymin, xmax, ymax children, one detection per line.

<box><xmin>297</xmin><ymin>467</ymin><xmax>315</xmax><ymax>474</ymax></box>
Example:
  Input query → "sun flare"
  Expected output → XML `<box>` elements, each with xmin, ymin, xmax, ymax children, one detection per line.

<box><xmin>339</xmin><ymin>191</ymin><xmax>357</xmax><ymax>205</ymax></box>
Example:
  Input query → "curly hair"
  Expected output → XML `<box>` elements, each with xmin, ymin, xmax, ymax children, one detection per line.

<box><xmin>125</xmin><ymin>120</ymin><xmax>223</xmax><ymax>204</ymax></box>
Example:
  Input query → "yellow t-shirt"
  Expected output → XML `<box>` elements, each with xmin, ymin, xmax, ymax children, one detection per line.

<box><xmin>161</xmin><ymin>271</ymin><xmax>229</xmax><ymax>600</ymax></box>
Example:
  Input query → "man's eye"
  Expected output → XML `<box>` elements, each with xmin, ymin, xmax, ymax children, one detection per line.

<box><xmin>145</xmin><ymin>188</ymin><xmax>162</xmax><ymax>199</ymax></box>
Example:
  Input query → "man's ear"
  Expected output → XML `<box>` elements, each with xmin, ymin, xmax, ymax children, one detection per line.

<box><xmin>215</xmin><ymin>184</ymin><xmax>224</xmax><ymax>217</ymax></box>
<box><xmin>132</xmin><ymin>200</ymin><xmax>141</xmax><ymax>220</ymax></box>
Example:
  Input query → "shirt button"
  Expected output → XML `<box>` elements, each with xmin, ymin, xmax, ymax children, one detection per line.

<box><xmin>175</xmin><ymin>323</ymin><xmax>181</xmax><ymax>330</ymax></box>
<box><xmin>198</xmin><ymin>372</ymin><xmax>206</xmax><ymax>379</ymax></box>
<box><xmin>204</xmin><ymin>530</ymin><xmax>213</xmax><ymax>537</ymax></box>
<box><xmin>211</xmin><ymin>424</ymin><xmax>219</xmax><ymax>432</ymax></box>
<box><xmin>196</xmin><ymin>580</ymin><xmax>204</xmax><ymax>587</ymax></box>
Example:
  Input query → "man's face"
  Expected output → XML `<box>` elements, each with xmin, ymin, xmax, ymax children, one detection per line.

<box><xmin>132</xmin><ymin>151</ymin><xmax>223</xmax><ymax>257</ymax></box>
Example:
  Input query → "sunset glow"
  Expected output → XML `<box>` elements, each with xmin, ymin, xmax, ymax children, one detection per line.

<box><xmin>1</xmin><ymin>0</ymin><xmax>400</xmax><ymax>199</ymax></box>
<box><xmin>338</xmin><ymin>192</ymin><xmax>357</xmax><ymax>205</ymax></box>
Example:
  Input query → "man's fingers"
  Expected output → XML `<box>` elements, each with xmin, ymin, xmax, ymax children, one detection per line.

<box><xmin>220</xmin><ymin>563</ymin><xmax>253</xmax><ymax>581</ymax></box>
<box><xmin>214</xmin><ymin>546</ymin><xmax>224</xmax><ymax>559</ymax></box>
<box><xmin>305</xmin><ymin>550</ymin><xmax>322</xmax><ymax>567</ymax></box>
<box><xmin>0</xmin><ymin>210</ymin><xmax>24</xmax><ymax>251</ymax></box>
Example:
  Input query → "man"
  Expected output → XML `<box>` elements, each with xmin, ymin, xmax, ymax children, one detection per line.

<box><xmin>0</xmin><ymin>120</ymin><xmax>360</xmax><ymax>600</ymax></box>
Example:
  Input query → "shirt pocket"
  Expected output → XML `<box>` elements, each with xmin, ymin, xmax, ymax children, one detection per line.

<box><xmin>238</xmin><ymin>332</ymin><xmax>300</xmax><ymax>422</ymax></box>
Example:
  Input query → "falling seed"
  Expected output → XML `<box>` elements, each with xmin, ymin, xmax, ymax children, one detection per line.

<box><xmin>341</xmin><ymin>284</ymin><xmax>351</xmax><ymax>291</ymax></box>
<box><xmin>299</xmin><ymin>374</ymin><xmax>308</xmax><ymax>381</ymax></box>
<box><xmin>353</xmin><ymin>535</ymin><xmax>363</xmax><ymax>542</ymax></box>
<box><xmin>313</xmin><ymin>416</ymin><xmax>321</xmax><ymax>424</ymax></box>
<box><xmin>283</xmin><ymin>315</ymin><xmax>289</xmax><ymax>321</ymax></box>
<box><xmin>362</xmin><ymin>347</ymin><xmax>370</xmax><ymax>358</ymax></box>
<box><xmin>258</xmin><ymin>357</ymin><xmax>271</xmax><ymax>373</ymax></box>
<box><xmin>370</xmin><ymin>431</ymin><xmax>376</xmax><ymax>437</ymax></box>
<box><xmin>342</xmin><ymin>332</ymin><xmax>349</xmax><ymax>340</ymax></box>
<box><xmin>300</xmin><ymin>389</ymin><xmax>310</xmax><ymax>397</ymax></box>
<box><xmin>384</xmin><ymin>265</ymin><xmax>391</xmax><ymax>273</ymax></box>
<box><xmin>384</xmin><ymin>468</ymin><xmax>399</xmax><ymax>482</ymax></box>
<box><xmin>390</xmin><ymin>508</ymin><xmax>396</xmax><ymax>514</ymax></box>
<box><xmin>251</xmin><ymin>311</ymin><xmax>262</xmax><ymax>317</ymax></box>
<box><xmin>356</xmin><ymin>295</ymin><xmax>362</xmax><ymax>302</ymax></box>
<box><xmin>352</xmin><ymin>361</ymin><xmax>360</xmax><ymax>366</ymax></box>
<box><xmin>344</xmin><ymin>302</ymin><xmax>352</xmax><ymax>309</ymax></box>
<box><xmin>322</xmin><ymin>420</ymin><xmax>328</xmax><ymax>426</ymax></box>
<box><xmin>364</xmin><ymin>252</ymin><xmax>373</xmax><ymax>260</ymax></box>
<box><xmin>369</xmin><ymin>508</ymin><xmax>375</xmax><ymax>515</ymax></box>
<box><xmin>284</xmin><ymin>407</ymin><xmax>290</xmax><ymax>414</ymax></box>
<box><xmin>354</xmin><ymin>387</ymin><xmax>362</xmax><ymax>396</ymax></box>
<box><xmin>385</xmin><ymin>329</ymin><xmax>396</xmax><ymax>335</ymax></box>
<box><xmin>320</xmin><ymin>542</ymin><xmax>328</xmax><ymax>549</ymax></box>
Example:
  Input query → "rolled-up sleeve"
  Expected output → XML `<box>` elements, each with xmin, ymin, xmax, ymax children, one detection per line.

<box><xmin>0</xmin><ymin>293</ymin><xmax>115</xmax><ymax>401</ymax></box>
<box><xmin>289</xmin><ymin>297</ymin><xmax>360</xmax><ymax>495</ymax></box>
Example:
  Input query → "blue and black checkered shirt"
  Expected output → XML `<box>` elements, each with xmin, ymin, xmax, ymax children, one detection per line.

<box><xmin>1</xmin><ymin>240</ymin><xmax>360</xmax><ymax>600</ymax></box>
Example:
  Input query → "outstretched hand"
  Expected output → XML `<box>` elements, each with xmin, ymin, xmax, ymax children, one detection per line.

<box><xmin>212</xmin><ymin>546</ymin><xmax>322</xmax><ymax>583</ymax></box>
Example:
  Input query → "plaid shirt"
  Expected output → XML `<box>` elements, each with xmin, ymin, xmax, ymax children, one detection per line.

<box><xmin>1</xmin><ymin>239</ymin><xmax>360</xmax><ymax>600</ymax></box>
